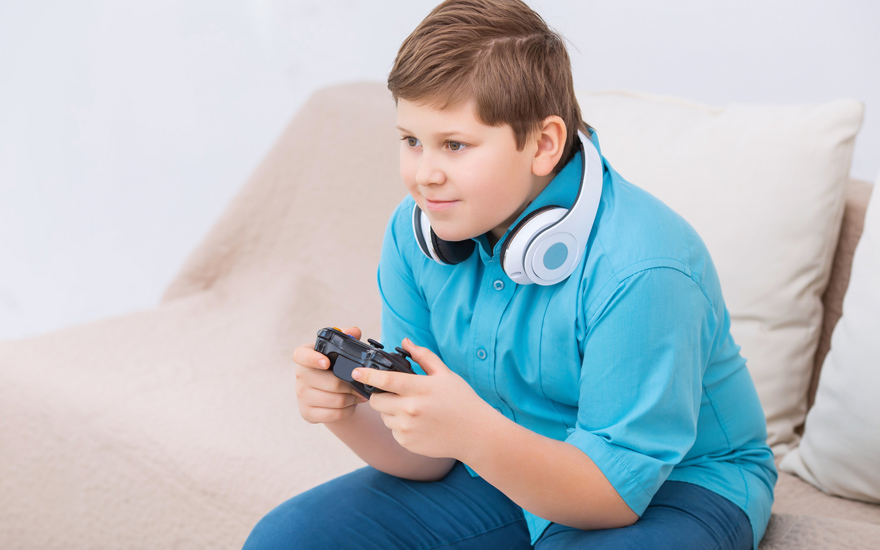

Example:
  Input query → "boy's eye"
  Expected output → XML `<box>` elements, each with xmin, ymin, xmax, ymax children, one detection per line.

<box><xmin>403</xmin><ymin>136</ymin><xmax>421</xmax><ymax>147</ymax></box>
<box><xmin>447</xmin><ymin>141</ymin><xmax>466</xmax><ymax>151</ymax></box>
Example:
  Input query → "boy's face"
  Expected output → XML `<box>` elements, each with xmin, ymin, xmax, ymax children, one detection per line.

<box><xmin>396</xmin><ymin>98</ymin><xmax>551</xmax><ymax>245</ymax></box>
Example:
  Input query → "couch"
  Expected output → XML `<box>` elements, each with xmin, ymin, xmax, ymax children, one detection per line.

<box><xmin>1</xmin><ymin>82</ymin><xmax>878</xmax><ymax>548</ymax></box>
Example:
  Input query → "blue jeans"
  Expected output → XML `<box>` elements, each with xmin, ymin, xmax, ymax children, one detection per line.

<box><xmin>243</xmin><ymin>463</ymin><xmax>752</xmax><ymax>549</ymax></box>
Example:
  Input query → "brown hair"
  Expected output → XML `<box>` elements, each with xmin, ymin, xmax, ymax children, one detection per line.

<box><xmin>387</xmin><ymin>0</ymin><xmax>589</xmax><ymax>172</ymax></box>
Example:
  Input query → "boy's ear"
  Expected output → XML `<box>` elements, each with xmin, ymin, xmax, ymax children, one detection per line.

<box><xmin>531</xmin><ymin>116</ymin><xmax>566</xmax><ymax>177</ymax></box>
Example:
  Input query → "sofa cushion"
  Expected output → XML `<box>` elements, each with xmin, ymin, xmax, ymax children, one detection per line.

<box><xmin>577</xmin><ymin>90</ymin><xmax>864</xmax><ymax>455</ymax></box>
<box><xmin>770</xmin><ymin>470</ymin><xmax>880</xmax><ymax>525</ymax></box>
<box><xmin>759</xmin><ymin>513</ymin><xmax>880</xmax><ymax>549</ymax></box>
<box><xmin>780</xmin><ymin>171</ymin><xmax>880</xmax><ymax>503</ymax></box>
<box><xmin>809</xmin><ymin>178</ymin><xmax>874</xmax><ymax>410</ymax></box>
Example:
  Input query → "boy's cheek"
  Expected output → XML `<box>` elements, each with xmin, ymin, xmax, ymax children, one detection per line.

<box><xmin>399</xmin><ymin>162</ymin><xmax>418</xmax><ymax>190</ymax></box>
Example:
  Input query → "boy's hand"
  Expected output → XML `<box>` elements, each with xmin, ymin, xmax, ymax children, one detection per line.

<box><xmin>353</xmin><ymin>338</ymin><xmax>497</xmax><ymax>461</ymax></box>
<box><xmin>293</xmin><ymin>326</ymin><xmax>368</xmax><ymax>424</ymax></box>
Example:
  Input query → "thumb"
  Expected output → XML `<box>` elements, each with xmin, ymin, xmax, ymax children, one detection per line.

<box><xmin>402</xmin><ymin>338</ymin><xmax>448</xmax><ymax>376</ymax></box>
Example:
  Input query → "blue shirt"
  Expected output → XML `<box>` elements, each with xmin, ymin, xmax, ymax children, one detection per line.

<box><xmin>377</xmin><ymin>131</ymin><xmax>777</xmax><ymax>547</ymax></box>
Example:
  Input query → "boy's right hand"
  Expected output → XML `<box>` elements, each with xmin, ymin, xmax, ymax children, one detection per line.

<box><xmin>293</xmin><ymin>326</ymin><xmax>369</xmax><ymax>424</ymax></box>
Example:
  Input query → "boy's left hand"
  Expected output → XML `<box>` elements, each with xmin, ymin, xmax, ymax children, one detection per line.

<box><xmin>352</xmin><ymin>338</ymin><xmax>496</xmax><ymax>461</ymax></box>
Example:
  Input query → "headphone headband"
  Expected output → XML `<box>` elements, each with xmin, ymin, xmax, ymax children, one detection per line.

<box><xmin>552</xmin><ymin>131</ymin><xmax>603</xmax><ymax>246</ymax></box>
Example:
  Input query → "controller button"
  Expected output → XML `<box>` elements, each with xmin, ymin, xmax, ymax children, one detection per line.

<box><xmin>394</xmin><ymin>347</ymin><xmax>412</xmax><ymax>359</ymax></box>
<box><xmin>476</xmin><ymin>349</ymin><xmax>487</xmax><ymax>360</ymax></box>
<box><xmin>367</xmin><ymin>338</ymin><xmax>384</xmax><ymax>349</ymax></box>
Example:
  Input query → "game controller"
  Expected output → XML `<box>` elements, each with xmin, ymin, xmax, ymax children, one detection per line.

<box><xmin>314</xmin><ymin>327</ymin><xmax>416</xmax><ymax>399</ymax></box>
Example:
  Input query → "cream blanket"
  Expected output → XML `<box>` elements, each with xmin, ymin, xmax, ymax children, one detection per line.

<box><xmin>0</xmin><ymin>83</ymin><xmax>402</xmax><ymax>548</ymax></box>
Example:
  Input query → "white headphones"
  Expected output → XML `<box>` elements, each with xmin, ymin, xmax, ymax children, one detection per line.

<box><xmin>412</xmin><ymin>130</ymin><xmax>603</xmax><ymax>286</ymax></box>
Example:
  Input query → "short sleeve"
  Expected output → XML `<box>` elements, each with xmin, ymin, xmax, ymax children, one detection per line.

<box><xmin>565</xmin><ymin>266</ymin><xmax>718</xmax><ymax>516</ymax></box>
<box><xmin>377</xmin><ymin>201</ymin><xmax>440</xmax><ymax>373</ymax></box>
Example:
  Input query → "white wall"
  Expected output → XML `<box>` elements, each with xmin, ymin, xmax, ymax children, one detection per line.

<box><xmin>1</xmin><ymin>0</ymin><xmax>877</xmax><ymax>341</ymax></box>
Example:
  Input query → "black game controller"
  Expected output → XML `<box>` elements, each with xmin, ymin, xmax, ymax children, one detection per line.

<box><xmin>314</xmin><ymin>327</ymin><xmax>416</xmax><ymax>399</ymax></box>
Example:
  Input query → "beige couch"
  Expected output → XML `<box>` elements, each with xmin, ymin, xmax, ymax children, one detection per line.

<box><xmin>1</xmin><ymin>82</ymin><xmax>878</xmax><ymax>548</ymax></box>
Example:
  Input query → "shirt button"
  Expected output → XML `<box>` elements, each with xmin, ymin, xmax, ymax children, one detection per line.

<box><xmin>476</xmin><ymin>349</ymin><xmax>487</xmax><ymax>360</ymax></box>
<box><xmin>493</xmin><ymin>279</ymin><xmax>505</xmax><ymax>291</ymax></box>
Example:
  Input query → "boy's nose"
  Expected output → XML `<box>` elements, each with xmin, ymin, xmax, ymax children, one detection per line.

<box><xmin>415</xmin><ymin>154</ymin><xmax>446</xmax><ymax>187</ymax></box>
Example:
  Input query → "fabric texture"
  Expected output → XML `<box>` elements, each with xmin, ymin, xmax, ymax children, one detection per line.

<box><xmin>780</xmin><ymin>170</ymin><xmax>880</xmax><ymax>503</ymax></box>
<box><xmin>577</xmin><ymin>90</ymin><xmax>864</xmax><ymax>456</ymax></box>
<box><xmin>760</xmin><ymin>513</ymin><xmax>880</xmax><ymax>550</ymax></box>
<box><xmin>378</xmin><ymin>132</ymin><xmax>775</xmax><ymax>546</ymax></box>
<box><xmin>770</xmin><ymin>470</ymin><xmax>880</xmax><ymax>525</ymax></box>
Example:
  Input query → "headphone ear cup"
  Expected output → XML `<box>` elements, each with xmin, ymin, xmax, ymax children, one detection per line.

<box><xmin>501</xmin><ymin>206</ymin><xmax>567</xmax><ymax>285</ymax></box>
<box><xmin>431</xmin><ymin>229</ymin><xmax>475</xmax><ymax>265</ymax></box>
<box><xmin>412</xmin><ymin>204</ymin><xmax>474</xmax><ymax>265</ymax></box>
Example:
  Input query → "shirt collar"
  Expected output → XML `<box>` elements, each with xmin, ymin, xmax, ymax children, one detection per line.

<box><xmin>475</xmin><ymin>129</ymin><xmax>603</xmax><ymax>260</ymax></box>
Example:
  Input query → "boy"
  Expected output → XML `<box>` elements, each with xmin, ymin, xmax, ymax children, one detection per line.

<box><xmin>244</xmin><ymin>1</ymin><xmax>776</xmax><ymax>548</ymax></box>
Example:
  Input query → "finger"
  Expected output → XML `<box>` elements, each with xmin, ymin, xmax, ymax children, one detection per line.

<box><xmin>368</xmin><ymin>392</ymin><xmax>400</xmax><ymax>416</ymax></box>
<box><xmin>353</xmin><ymin>368</ymin><xmax>417</xmax><ymax>395</ymax></box>
<box><xmin>293</xmin><ymin>325</ymin><xmax>362</xmax><ymax>368</ymax></box>
<box><xmin>300</xmin><ymin>386</ymin><xmax>365</xmax><ymax>409</ymax></box>
<box><xmin>296</xmin><ymin>364</ymin><xmax>366</xmax><ymax>398</ymax></box>
<box><xmin>401</xmin><ymin>338</ymin><xmax>448</xmax><ymax>376</ymax></box>
<box><xmin>302</xmin><ymin>403</ymin><xmax>360</xmax><ymax>424</ymax></box>
<box><xmin>293</xmin><ymin>344</ymin><xmax>331</xmax><ymax>370</ymax></box>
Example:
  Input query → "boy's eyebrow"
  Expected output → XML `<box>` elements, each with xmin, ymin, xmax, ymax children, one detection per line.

<box><xmin>395</xmin><ymin>125</ymin><xmax>474</xmax><ymax>140</ymax></box>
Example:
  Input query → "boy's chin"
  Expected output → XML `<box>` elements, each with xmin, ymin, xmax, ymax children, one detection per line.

<box><xmin>434</xmin><ymin>233</ymin><xmax>474</xmax><ymax>244</ymax></box>
<box><xmin>430</xmin><ymin>225</ymin><xmax>479</xmax><ymax>243</ymax></box>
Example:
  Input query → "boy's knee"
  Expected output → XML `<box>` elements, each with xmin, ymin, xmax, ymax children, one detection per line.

<box><xmin>242</xmin><ymin>501</ymin><xmax>315</xmax><ymax>550</ymax></box>
<box><xmin>241</xmin><ymin>508</ymin><xmax>292</xmax><ymax>550</ymax></box>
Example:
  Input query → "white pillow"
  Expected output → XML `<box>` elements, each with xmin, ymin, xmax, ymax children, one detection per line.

<box><xmin>577</xmin><ymin>90</ymin><xmax>864</xmax><ymax>455</ymax></box>
<box><xmin>780</xmin><ymin>171</ymin><xmax>880</xmax><ymax>502</ymax></box>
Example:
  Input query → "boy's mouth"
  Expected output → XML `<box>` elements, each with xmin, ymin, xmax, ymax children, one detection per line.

<box><xmin>424</xmin><ymin>199</ymin><xmax>459</xmax><ymax>212</ymax></box>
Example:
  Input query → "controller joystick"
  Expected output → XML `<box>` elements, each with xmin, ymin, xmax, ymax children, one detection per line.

<box><xmin>367</xmin><ymin>338</ymin><xmax>384</xmax><ymax>349</ymax></box>
<box><xmin>314</xmin><ymin>327</ymin><xmax>416</xmax><ymax>399</ymax></box>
